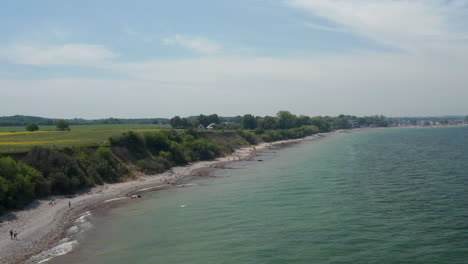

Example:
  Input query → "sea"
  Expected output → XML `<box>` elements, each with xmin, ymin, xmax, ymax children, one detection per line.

<box><xmin>46</xmin><ymin>127</ymin><xmax>468</xmax><ymax>264</ymax></box>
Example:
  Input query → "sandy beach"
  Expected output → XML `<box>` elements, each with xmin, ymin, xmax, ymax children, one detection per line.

<box><xmin>0</xmin><ymin>133</ymin><xmax>330</xmax><ymax>264</ymax></box>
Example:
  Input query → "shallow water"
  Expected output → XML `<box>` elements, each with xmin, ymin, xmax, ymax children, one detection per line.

<box><xmin>49</xmin><ymin>127</ymin><xmax>468</xmax><ymax>264</ymax></box>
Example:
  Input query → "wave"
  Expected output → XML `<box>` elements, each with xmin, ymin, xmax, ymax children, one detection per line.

<box><xmin>29</xmin><ymin>211</ymin><xmax>93</xmax><ymax>263</ymax></box>
<box><xmin>31</xmin><ymin>240</ymin><xmax>78</xmax><ymax>264</ymax></box>
<box><xmin>104</xmin><ymin>197</ymin><xmax>127</xmax><ymax>203</ymax></box>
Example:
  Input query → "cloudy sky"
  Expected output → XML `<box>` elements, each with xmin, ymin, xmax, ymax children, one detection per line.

<box><xmin>1</xmin><ymin>0</ymin><xmax>468</xmax><ymax>118</ymax></box>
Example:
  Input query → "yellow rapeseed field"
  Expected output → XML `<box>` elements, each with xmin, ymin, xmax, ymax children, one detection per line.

<box><xmin>0</xmin><ymin>124</ymin><xmax>169</xmax><ymax>153</ymax></box>
<box><xmin>0</xmin><ymin>131</ymin><xmax>61</xmax><ymax>136</ymax></box>
<box><xmin>0</xmin><ymin>140</ymin><xmax>80</xmax><ymax>145</ymax></box>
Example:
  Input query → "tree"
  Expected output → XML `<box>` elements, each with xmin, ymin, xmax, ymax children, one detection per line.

<box><xmin>257</xmin><ymin>116</ymin><xmax>277</xmax><ymax>130</ymax></box>
<box><xmin>296</xmin><ymin>115</ymin><xmax>311</xmax><ymax>127</ymax></box>
<box><xmin>277</xmin><ymin>111</ymin><xmax>297</xmax><ymax>129</ymax></box>
<box><xmin>310</xmin><ymin>116</ymin><xmax>330</xmax><ymax>132</ymax></box>
<box><xmin>241</xmin><ymin>114</ymin><xmax>257</xmax><ymax>129</ymax></box>
<box><xmin>170</xmin><ymin>116</ymin><xmax>191</xmax><ymax>129</ymax></box>
<box><xmin>197</xmin><ymin>114</ymin><xmax>220</xmax><ymax>127</ymax></box>
<box><xmin>207</xmin><ymin>114</ymin><xmax>220</xmax><ymax>125</ymax></box>
<box><xmin>26</xmin><ymin>123</ymin><xmax>39</xmax><ymax>132</ymax></box>
<box><xmin>0</xmin><ymin>157</ymin><xmax>40</xmax><ymax>212</ymax></box>
<box><xmin>56</xmin><ymin>120</ymin><xmax>70</xmax><ymax>131</ymax></box>
<box><xmin>331</xmin><ymin>117</ymin><xmax>351</xmax><ymax>130</ymax></box>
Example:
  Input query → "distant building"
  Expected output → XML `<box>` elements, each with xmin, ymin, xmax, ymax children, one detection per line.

<box><xmin>448</xmin><ymin>119</ymin><xmax>464</xmax><ymax>126</ymax></box>
<box><xmin>206</xmin><ymin>123</ymin><xmax>217</xmax><ymax>130</ymax></box>
<box><xmin>348</xmin><ymin>120</ymin><xmax>360</xmax><ymax>128</ymax></box>
<box><xmin>197</xmin><ymin>124</ymin><xmax>205</xmax><ymax>130</ymax></box>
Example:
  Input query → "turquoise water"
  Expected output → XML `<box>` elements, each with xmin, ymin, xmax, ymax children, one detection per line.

<box><xmin>51</xmin><ymin>128</ymin><xmax>468</xmax><ymax>264</ymax></box>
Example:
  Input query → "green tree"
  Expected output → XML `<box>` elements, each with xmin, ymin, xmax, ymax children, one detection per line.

<box><xmin>26</xmin><ymin>122</ymin><xmax>39</xmax><ymax>132</ymax></box>
<box><xmin>56</xmin><ymin>120</ymin><xmax>70</xmax><ymax>131</ymax></box>
<box><xmin>241</xmin><ymin>114</ymin><xmax>257</xmax><ymax>129</ymax></box>
<box><xmin>197</xmin><ymin>114</ymin><xmax>209</xmax><ymax>127</ymax></box>
<box><xmin>170</xmin><ymin>116</ymin><xmax>183</xmax><ymax>128</ymax></box>
<box><xmin>170</xmin><ymin>116</ymin><xmax>191</xmax><ymax>129</ymax></box>
<box><xmin>197</xmin><ymin>114</ymin><xmax>220</xmax><ymax>127</ymax></box>
<box><xmin>207</xmin><ymin>114</ymin><xmax>220</xmax><ymax>125</ymax></box>
<box><xmin>296</xmin><ymin>115</ymin><xmax>311</xmax><ymax>127</ymax></box>
<box><xmin>0</xmin><ymin>157</ymin><xmax>40</xmax><ymax>212</ymax></box>
<box><xmin>331</xmin><ymin>118</ymin><xmax>351</xmax><ymax>130</ymax></box>
<box><xmin>277</xmin><ymin>111</ymin><xmax>297</xmax><ymax>129</ymax></box>
<box><xmin>258</xmin><ymin>116</ymin><xmax>277</xmax><ymax>130</ymax></box>
<box><xmin>310</xmin><ymin>116</ymin><xmax>330</xmax><ymax>132</ymax></box>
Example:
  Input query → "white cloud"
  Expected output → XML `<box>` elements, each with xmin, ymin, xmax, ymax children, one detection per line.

<box><xmin>111</xmin><ymin>54</ymin><xmax>467</xmax><ymax>88</ymax></box>
<box><xmin>2</xmin><ymin>2</ymin><xmax>468</xmax><ymax>117</ymax></box>
<box><xmin>122</xmin><ymin>26</ymin><xmax>222</xmax><ymax>54</ymax></box>
<box><xmin>287</xmin><ymin>0</ymin><xmax>468</xmax><ymax>55</ymax></box>
<box><xmin>163</xmin><ymin>34</ymin><xmax>221</xmax><ymax>54</ymax></box>
<box><xmin>304</xmin><ymin>22</ymin><xmax>346</xmax><ymax>32</ymax></box>
<box><xmin>3</xmin><ymin>53</ymin><xmax>468</xmax><ymax>118</ymax></box>
<box><xmin>0</xmin><ymin>43</ymin><xmax>117</xmax><ymax>66</ymax></box>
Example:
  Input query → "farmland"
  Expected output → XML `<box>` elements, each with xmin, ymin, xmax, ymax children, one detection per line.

<box><xmin>0</xmin><ymin>124</ymin><xmax>171</xmax><ymax>153</ymax></box>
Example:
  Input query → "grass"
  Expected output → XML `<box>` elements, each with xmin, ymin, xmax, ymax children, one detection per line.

<box><xmin>0</xmin><ymin>124</ymin><xmax>170</xmax><ymax>132</ymax></box>
<box><xmin>0</xmin><ymin>124</ymin><xmax>171</xmax><ymax>153</ymax></box>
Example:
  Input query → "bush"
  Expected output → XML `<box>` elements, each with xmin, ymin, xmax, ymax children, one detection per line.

<box><xmin>136</xmin><ymin>156</ymin><xmax>171</xmax><ymax>174</ymax></box>
<box><xmin>143</xmin><ymin>132</ymin><xmax>171</xmax><ymax>154</ymax></box>
<box><xmin>237</xmin><ymin>130</ymin><xmax>260</xmax><ymax>145</ymax></box>
<box><xmin>0</xmin><ymin>157</ymin><xmax>40</xmax><ymax>211</ymax></box>
<box><xmin>185</xmin><ymin>139</ymin><xmax>220</xmax><ymax>161</ymax></box>
<box><xmin>26</xmin><ymin>123</ymin><xmax>39</xmax><ymax>132</ymax></box>
<box><xmin>169</xmin><ymin>142</ymin><xmax>190</xmax><ymax>165</ymax></box>
<box><xmin>56</xmin><ymin>120</ymin><xmax>70</xmax><ymax>131</ymax></box>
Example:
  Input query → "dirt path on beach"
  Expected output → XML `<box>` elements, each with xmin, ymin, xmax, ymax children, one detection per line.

<box><xmin>0</xmin><ymin>133</ymin><xmax>331</xmax><ymax>264</ymax></box>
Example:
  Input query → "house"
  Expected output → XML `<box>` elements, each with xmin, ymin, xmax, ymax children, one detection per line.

<box><xmin>348</xmin><ymin>120</ymin><xmax>360</xmax><ymax>128</ymax></box>
<box><xmin>197</xmin><ymin>124</ymin><xmax>205</xmax><ymax>130</ymax></box>
<box><xmin>206</xmin><ymin>123</ymin><xmax>217</xmax><ymax>130</ymax></box>
<box><xmin>448</xmin><ymin>119</ymin><xmax>464</xmax><ymax>126</ymax></box>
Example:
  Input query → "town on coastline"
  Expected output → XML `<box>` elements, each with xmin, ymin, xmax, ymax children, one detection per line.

<box><xmin>387</xmin><ymin>117</ymin><xmax>468</xmax><ymax>127</ymax></box>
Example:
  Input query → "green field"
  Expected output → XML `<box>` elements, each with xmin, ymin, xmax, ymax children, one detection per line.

<box><xmin>0</xmin><ymin>124</ymin><xmax>171</xmax><ymax>153</ymax></box>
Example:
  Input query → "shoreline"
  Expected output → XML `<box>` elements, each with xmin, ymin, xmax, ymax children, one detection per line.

<box><xmin>0</xmin><ymin>131</ymin><xmax>339</xmax><ymax>264</ymax></box>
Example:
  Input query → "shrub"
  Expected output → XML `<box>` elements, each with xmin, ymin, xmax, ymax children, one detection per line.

<box><xmin>26</xmin><ymin>123</ymin><xmax>39</xmax><ymax>132</ymax></box>
<box><xmin>0</xmin><ymin>157</ymin><xmax>40</xmax><ymax>211</ymax></box>
<box><xmin>185</xmin><ymin>139</ymin><xmax>220</xmax><ymax>161</ymax></box>
<box><xmin>237</xmin><ymin>130</ymin><xmax>260</xmax><ymax>145</ymax></box>
<box><xmin>136</xmin><ymin>156</ymin><xmax>171</xmax><ymax>174</ymax></box>
<box><xmin>56</xmin><ymin>120</ymin><xmax>70</xmax><ymax>131</ymax></box>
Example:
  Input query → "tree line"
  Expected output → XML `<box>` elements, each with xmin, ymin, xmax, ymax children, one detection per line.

<box><xmin>171</xmin><ymin>111</ymin><xmax>388</xmax><ymax>131</ymax></box>
<box><xmin>0</xmin><ymin>115</ymin><xmax>170</xmax><ymax>127</ymax></box>
<box><xmin>24</xmin><ymin>120</ymin><xmax>70</xmax><ymax>132</ymax></box>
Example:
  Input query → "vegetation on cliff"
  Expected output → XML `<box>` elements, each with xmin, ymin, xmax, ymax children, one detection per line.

<box><xmin>0</xmin><ymin>112</ymin><xmax>389</xmax><ymax>214</ymax></box>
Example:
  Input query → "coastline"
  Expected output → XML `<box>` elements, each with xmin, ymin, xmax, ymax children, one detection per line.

<box><xmin>0</xmin><ymin>131</ymin><xmax>338</xmax><ymax>264</ymax></box>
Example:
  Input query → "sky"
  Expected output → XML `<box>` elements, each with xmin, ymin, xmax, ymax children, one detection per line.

<box><xmin>1</xmin><ymin>0</ymin><xmax>468</xmax><ymax>119</ymax></box>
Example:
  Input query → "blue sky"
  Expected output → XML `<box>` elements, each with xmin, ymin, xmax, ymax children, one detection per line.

<box><xmin>1</xmin><ymin>0</ymin><xmax>468</xmax><ymax>118</ymax></box>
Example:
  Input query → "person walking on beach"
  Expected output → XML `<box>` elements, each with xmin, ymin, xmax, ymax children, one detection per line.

<box><xmin>69</xmin><ymin>201</ymin><xmax>71</xmax><ymax>208</ymax></box>
<box><xmin>10</xmin><ymin>230</ymin><xmax>13</xmax><ymax>239</ymax></box>
<box><xmin>13</xmin><ymin>231</ymin><xmax>17</xmax><ymax>240</ymax></box>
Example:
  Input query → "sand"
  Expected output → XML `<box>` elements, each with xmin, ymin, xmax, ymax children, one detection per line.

<box><xmin>0</xmin><ymin>134</ymin><xmax>329</xmax><ymax>264</ymax></box>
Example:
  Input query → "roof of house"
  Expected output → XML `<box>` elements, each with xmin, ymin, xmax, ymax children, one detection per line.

<box><xmin>206</xmin><ymin>123</ymin><xmax>217</xmax><ymax>129</ymax></box>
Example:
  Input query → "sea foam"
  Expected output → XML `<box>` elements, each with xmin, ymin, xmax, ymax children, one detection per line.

<box><xmin>30</xmin><ymin>211</ymin><xmax>93</xmax><ymax>263</ymax></box>
<box><xmin>31</xmin><ymin>240</ymin><xmax>78</xmax><ymax>264</ymax></box>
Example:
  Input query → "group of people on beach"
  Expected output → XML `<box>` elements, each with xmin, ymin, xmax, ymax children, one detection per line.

<box><xmin>48</xmin><ymin>199</ymin><xmax>71</xmax><ymax>207</ymax></box>
<box><xmin>48</xmin><ymin>198</ymin><xmax>57</xmax><ymax>206</ymax></box>
<box><xmin>9</xmin><ymin>230</ymin><xmax>18</xmax><ymax>240</ymax></box>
